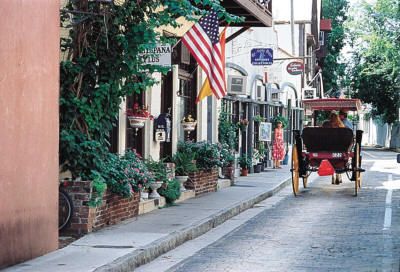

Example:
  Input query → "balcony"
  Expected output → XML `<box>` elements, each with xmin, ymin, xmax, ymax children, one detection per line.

<box><xmin>221</xmin><ymin>0</ymin><xmax>273</xmax><ymax>27</ymax></box>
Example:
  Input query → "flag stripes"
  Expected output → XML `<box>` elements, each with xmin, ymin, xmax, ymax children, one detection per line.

<box><xmin>181</xmin><ymin>9</ymin><xmax>227</xmax><ymax>100</ymax></box>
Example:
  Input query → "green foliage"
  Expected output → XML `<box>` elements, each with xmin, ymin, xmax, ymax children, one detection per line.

<box><xmin>346</xmin><ymin>0</ymin><xmax>400</xmax><ymax>123</ymax></box>
<box><xmin>218</xmin><ymin>143</ymin><xmax>235</xmax><ymax>166</ymax></box>
<box><xmin>144</xmin><ymin>157</ymin><xmax>171</xmax><ymax>183</ymax></box>
<box><xmin>60</xmin><ymin>0</ymin><xmax>243</xmax><ymax>179</ymax></box>
<box><xmin>172</xmin><ymin>152</ymin><xmax>197</xmax><ymax>176</ymax></box>
<box><xmin>177</xmin><ymin>141</ymin><xmax>224</xmax><ymax>171</ymax></box>
<box><xmin>314</xmin><ymin>111</ymin><xmax>331</xmax><ymax>125</ymax></box>
<box><xmin>158</xmin><ymin>179</ymin><xmax>181</xmax><ymax>203</ymax></box>
<box><xmin>99</xmin><ymin>150</ymin><xmax>155</xmax><ymax>198</ymax></box>
<box><xmin>238</xmin><ymin>154</ymin><xmax>252</xmax><ymax>170</ymax></box>
<box><xmin>252</xmin><ymin>115</ymin><xmax>265</xmax><ymax>123</ymax></box>
<box><xmin>321</xmin><ymin>0</ymin><xmax>349</xmax><ymax>92</ymax></box>
<box><xmin>255</xmin><ymin>142</ymin><xmax>267</xmax><ymax>160</ymax></box>
<box><xmin>218</xmin><ymin>110</ymin><xmax>239</xmax><ymax>150</ymax></box>
<box><xmin>273</xmin><ymin>115</ymin><xmax>289</xmax><ymax>128</ymax></box>
<box><xmin>88</xmin><ymin>171</ymin><xmax>107</xmax><ymax>207</ymax></box>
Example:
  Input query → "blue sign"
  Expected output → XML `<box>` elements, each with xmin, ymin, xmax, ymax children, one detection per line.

<box><xmin>251</xmin><ymin>48</ymin><xmax>273</xmax><ymax>65</ymax></box>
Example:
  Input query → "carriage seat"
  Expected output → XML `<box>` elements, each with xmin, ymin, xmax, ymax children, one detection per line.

<box><xmin>302</xmin><ymin>127</ymin><xmax>354</xmax><ymax>153</ymax></box>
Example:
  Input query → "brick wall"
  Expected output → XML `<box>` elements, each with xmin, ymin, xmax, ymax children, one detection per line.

<box><xmin>188</xmin><ymin>168</ymin><xmax>218</xmax><ymax>196</ymax></box>
<box><xmin>60</xmin><ymin>180</ymin><xmax>139</xmax><ymax>236</ymax></box>
<box><xmin>222</xmin><ymin>164</ymin><xmax>235</xmax><ymax>182</ymax></box>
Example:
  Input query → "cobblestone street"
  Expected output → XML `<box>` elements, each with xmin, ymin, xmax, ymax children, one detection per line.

<box><xmin>138</xmin><ymin>148</ymin><xmax>400</xmax><ymax>272</ymax></box>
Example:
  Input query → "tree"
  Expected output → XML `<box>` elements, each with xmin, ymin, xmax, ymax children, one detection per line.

<box><xmin>346</xmin><ymin>0</ymin><xmax>400</xmax><ymax>124</ymax></box>
<box><xmin>60</xmin><ymin>0</ymin><xmax>242</xmax><ymax>178</ymax></box>
<box><xmin>321</xmin><ymin>0</ymin><xmax>350</xmax><ymax>93</ymax></box>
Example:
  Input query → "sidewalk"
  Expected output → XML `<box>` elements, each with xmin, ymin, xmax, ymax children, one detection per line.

<box><xmin>4</xmin><ymin>165</ymin><xmax>292</xmax><ymax>272</ymax></box>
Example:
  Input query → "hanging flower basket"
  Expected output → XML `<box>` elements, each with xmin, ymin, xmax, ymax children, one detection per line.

<box><xmin>128</xmin><ymin>116</ymin><xmax>147</xmax><ymax>128</ymax></box>
<box><xmin>181</xmin><ymin>121</ymin><xmax>197</xmax><ymax>131</ymax></box>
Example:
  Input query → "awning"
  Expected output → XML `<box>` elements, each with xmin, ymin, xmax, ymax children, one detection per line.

<box><xmin>220</xmin><ymin>0</ymin><xmax>272</xmax><ymax>27</ymax></box>
<box><xmin>302</xmin><ymin>98</ymin><xmax>362</xmax><ymax>115</ymax></box>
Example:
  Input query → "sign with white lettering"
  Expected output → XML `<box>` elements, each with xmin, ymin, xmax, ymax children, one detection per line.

<box><xmin>251</xmin><ymin>48</ymin><xmax>273</xmax><ymax>65</ymax></box>
<box><xmin>286</xmin><ymin>61</ymin><xmax>304</xmax><ymax>75</ymax></box>
<box><xmin>139</xmin><ymin>43</ymin><xmax>171</xmax><ymax>67</ymax></box>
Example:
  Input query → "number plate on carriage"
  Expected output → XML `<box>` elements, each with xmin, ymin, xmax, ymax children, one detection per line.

<box><xmin>309</xmin><ymin>153</ymin><xmax>344</xmax><ymax>159</ymax></box>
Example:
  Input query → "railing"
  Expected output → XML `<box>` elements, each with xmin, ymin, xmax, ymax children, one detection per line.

<box><xmin>253</xmin><ymin>0</ymin><xmax>272</xmax><ymax>15</ymax></box>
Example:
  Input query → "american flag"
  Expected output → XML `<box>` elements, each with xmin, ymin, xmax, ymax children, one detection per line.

<box><xmin>182</xmin><ymin>9</ymin><xmax>226</xmax><ymax>99</ymax></box>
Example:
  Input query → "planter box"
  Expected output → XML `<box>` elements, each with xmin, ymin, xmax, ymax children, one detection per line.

<box><xmin>188</xmin><ymin>168</ymin><xmax>218</xmax><ymax>196</ymax></box>
<box><xmin>60</xmin><ymin>180</ymin><xmax>139</xmax><ymax>236</ymax></box>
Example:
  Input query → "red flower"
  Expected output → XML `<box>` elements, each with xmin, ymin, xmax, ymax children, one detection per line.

<box><xmin>126</xmin><ymin>104</ymin><xmax>153</xmax><ymax>119</ymax></box>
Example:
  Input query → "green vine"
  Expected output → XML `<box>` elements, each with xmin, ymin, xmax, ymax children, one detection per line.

<box><xmin>88</xmin><ymin>171</ymin><xmax>107</xmax><ymax>207</ymax></box>
<box><xmin>60</xmin><ymin>0</ymin><xmax>243</xmax><ymax>179</ymax></box>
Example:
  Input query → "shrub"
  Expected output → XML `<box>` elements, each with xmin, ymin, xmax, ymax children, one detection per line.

<box><xmin>172</xmin><ymin>152</ymin><xmax>197</xmax><ymax>176</ymax></box>
<box><xmin>158</xmin><ymin>179</ymin><xmax>181</xmax><ymax>203</ymax></box>
<box><xmin>177</xmin><ymin>141</ymin><xmax>224</xmax><ymax>171</ymax></box>
<box><xmin>144</xmin><ymin>157</ymin><xmax>171</xmax><ymax>183</ymax></box>
<box><xmin>217</xmin><ymin>143</ymin><xmax>235</xmax><ymax>167</ymax></box>
<box><xmin>99</xmin><ymin>149</ymin><xmax>154</xmax><ymax>198</ymax></box>
<box><xmin>238</xmin><ymin>154</ymin><xmax>252</xmax><ymax>170</ymax></box>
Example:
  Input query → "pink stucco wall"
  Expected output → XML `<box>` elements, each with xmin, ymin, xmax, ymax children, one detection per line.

<box><xmin>0</xmin><ymin>0</ymin><xmax>59</xmax><ymax>268</ymax></box>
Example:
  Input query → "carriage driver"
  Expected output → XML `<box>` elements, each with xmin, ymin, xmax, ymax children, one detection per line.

<box><xmin>339</xmin><ymin>109</ymin><xmax>353</xmax><ymax>129</ymax></box>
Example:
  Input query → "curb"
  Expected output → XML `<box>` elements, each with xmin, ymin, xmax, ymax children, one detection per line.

<box><xmin>95</xmin><ymin>177</ymin><xmax>291</xmax><ymax>272</ymax></box>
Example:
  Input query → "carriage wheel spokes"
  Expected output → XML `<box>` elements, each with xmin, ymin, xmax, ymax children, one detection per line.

<box><xmin>291</xmin><ymin>145</ymin><xmax>299</xmax><ymax>196</ymax></box>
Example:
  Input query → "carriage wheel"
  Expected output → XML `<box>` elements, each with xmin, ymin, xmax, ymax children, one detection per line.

<box><xmin>291</xmin><ymin>145</ymin><xmax>299</xmax><ymax>196</ymax></box>
<box><xmin>354</xmin><ymin>143</ymin><xmax>361</xmax><ymax>196</ymax></box>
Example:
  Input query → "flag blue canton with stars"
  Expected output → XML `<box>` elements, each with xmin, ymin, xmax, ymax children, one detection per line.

<box><xmin>198</xmin><ymin>9</ymin><xmax>220</xmax><ymax>45</ymax></box>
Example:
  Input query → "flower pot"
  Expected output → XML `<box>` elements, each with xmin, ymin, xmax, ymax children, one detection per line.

<box><xmin>149</xmin><ymin>181</ymin><xmax>164</xmax><ymax>199</ymax></box>
<box><xmin>181</xmin><ymin>121</ymin><xmax>197</xmax><ymax>131</ymax></box>
<box><xmin>254</xmin><ymin>164</ymin><xmax>261</xmax><ymax>173</ymax></box>
<box><xmin>175</xmin><ymin>175</ymin><xmax>188</xmax><ymax>192</ymax></box>
<box><xmin>241</xmin><ymin>169</ymin><xmax>249</xmax><ymax>176</ymax></box>
<box><xmin>260</xmin><ymin>163</ymin><xmax>265</xmax><ymax>172</ymax></box>
<box><xmin>140</xmin><ymin>191</ymin><xmax>149</xmax><ymax>202</ymax></box>
<box><xmin>128</xmin><ymin>116</ymin><xmax>147</xmax><ymax>128</ymax></box>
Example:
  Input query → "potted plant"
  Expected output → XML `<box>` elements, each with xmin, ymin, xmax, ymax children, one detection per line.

<box><xmin>252</xmin><ymin>149</ymin><xmax>263</xmax><ymax>173</ymax></box>
<box><xmin>181</xmin><ymin>114</ymin><xmax>197</xmax><ymax>131</ymax></box>
<box><xmin>239</xmin><ymin>119</ymin><xmax>249</xmax><ymax>132</ymax></box>
<box><xmin>238</xmin><ymin>154</ymin><xmax>252</xmax><ymax>176</ymax></box>
<box><xmin>144</xmin><ymin>157</ymin><xmax>171</xmax><ymax>199</ymax></box>
<box><xmin>172</xmin><ymin>151</ymin><xmax>197</xmax><ymax>192</ymax></box>
<box><xmin>253</xmin><ymin>115</ymin><xmax>265</xmax><ymax>123</ymax></box>
<box><xmin>126</xmin><ymin>104</ymin><xmax>154</xmax><ymax>135</ymax></box>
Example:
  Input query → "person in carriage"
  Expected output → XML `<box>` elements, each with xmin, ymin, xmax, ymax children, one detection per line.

<box><xmin>339</xmin><ymin>109</ymin><xmax>353</xmax><ymax>129</ymax></box>
<box><xmin>322</xmin><ymin>111</ymin><xmax>345</xmax><ymax>128</ymax></box>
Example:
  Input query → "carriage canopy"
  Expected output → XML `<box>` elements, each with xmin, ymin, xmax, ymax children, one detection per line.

<box><xmin>302</xmin><ymin>98</ymin><xmax>362</xmax><ymax>115</ymax></box>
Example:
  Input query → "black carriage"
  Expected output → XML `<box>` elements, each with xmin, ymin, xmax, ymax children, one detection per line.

<box><xmin>291</xmin><ymin>98</ymin><xmax>365</xmax><ymax>196</ymax></box>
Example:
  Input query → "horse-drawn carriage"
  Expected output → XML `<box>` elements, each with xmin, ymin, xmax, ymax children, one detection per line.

<box><xmin>291</xmin><ymin>98</ymin><xmax>365</xmax><ymax>196</ymax></box>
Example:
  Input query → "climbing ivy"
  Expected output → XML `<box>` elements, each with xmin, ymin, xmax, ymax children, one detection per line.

<box><xmin>60</xmin><ymin>0</ymin><xmax>242</xmax><ymax>179</ymax></box>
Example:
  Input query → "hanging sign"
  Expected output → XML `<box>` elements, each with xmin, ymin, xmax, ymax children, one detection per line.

<box><xmin>139</xmin><ymin>43</ymin><xmax>171</xmax><ymax>67</ymax></box>
<box><xmin>302</xmin><ymin>87</ymin><xmax>316</xmax><ymax>100</ymax></box>
<box><xmin>286</xmin><ymin>61</ymin><xmax>304</xmax><ymax>75</ymax></box>
<box><xmin>251</xmin><ymin>48</ymin><xmax>273</xmax><ymax>65</ymax></box>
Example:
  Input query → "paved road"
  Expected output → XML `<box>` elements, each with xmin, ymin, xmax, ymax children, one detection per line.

<box><xmin>136</xmin><ymin>148</ymin><xmax>400</xmax><ymax>272</ymax></box>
